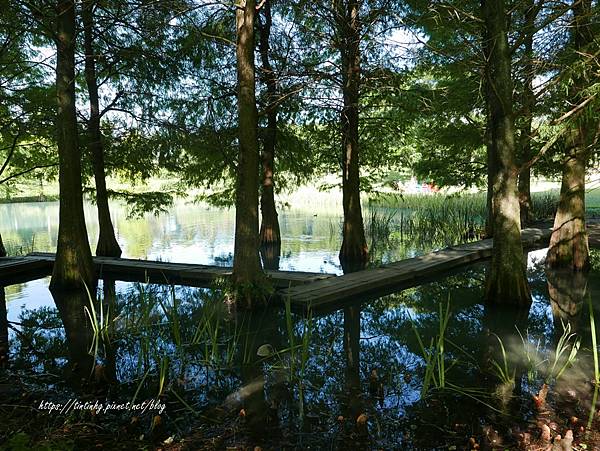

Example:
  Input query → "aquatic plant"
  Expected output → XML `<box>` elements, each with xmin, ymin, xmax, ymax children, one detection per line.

<box><xmin>408</xmin><ymin>297</ymin><xmax>452</xmax><ymax>396</ymax></box>
<box><xmin>83</xmin><ymin>282</ymin><xmax>111</xmax><ymax>374</ymax></box>
<box><xmin>547</xmin><ymin>320</ymin><xmax>580</xmax><ymax>382</ymax></box>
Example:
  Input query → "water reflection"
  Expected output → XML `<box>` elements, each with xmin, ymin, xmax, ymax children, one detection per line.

<box><xmin>50</xmin><ymin>287</ymin><xmax>96</xmax><ymax>386</ymax></box>
<box><xmin>547</xmin><ymin>269</ymin><xmax>587</xmax><ymax>334</ymax></box>
<box><xmin>2</xmin><ymin>203</ymin><xmax>600</xmax><ymax>448</ymax></box>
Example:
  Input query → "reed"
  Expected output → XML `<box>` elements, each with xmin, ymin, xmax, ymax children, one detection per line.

<box><xmin>408</xmin><ymin>297</ymin><xmax>452</xmax><ymax>397</ymax></box>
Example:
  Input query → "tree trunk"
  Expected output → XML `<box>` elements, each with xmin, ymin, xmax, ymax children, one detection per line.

<box><xmin>482</xmin><ymin>0</ymin><xmax>531</xmax><ymax>305</ymax></box>
<box><xmin>546</xmin><ymin>0</ymin><xmax>591</xmax><ymax>272</ymax></box>
<box><xmin>82</xmin><ymin>0</ymin><xmax>121</xmax><ymax>258</ymax></box>
<box><xmin>517</xmin><ymin>0</ymin><xmax>536</xmax><ymax>226</ymax></box>
<box><xmin>258</xmin><ymin>0</ymin><xmax>281</xmax><ymax>252</ymax></box>
<box><xmin>485</xmin><ymin>126</ymin><xmax>495</xmax><ymax>238</ymax></box>
<box><xmin>0</xmin><ymin>287</ymin><xmax>7</xmax><ymax>369</ymax></box>
<box><xmin>338</xmin><ymin>0</ymin><xmax>368</xmax><ymax>273</ymax></box>
<box><xmin>518</xmin><ymin>166</ymin><xmax>531</xmax><ymax>225</ymax></box>
<box><xmin>546</xmin><ymin>139</ymin><xmax>590</xmax><ymax>270</ymax></box>
<box><xmin>233</xmin><ymin>0</ymin><xmax>263</xmax><ymax>296</ymax></box>
<box><xmin>50</xmin><ymin>0</ymin><xmax>95</xmax><ymax>292</ymax></box>
<box><xmin>0</xmin><ymin>234</ymin><xmax>6</xmax><ymax>257</ymax></box>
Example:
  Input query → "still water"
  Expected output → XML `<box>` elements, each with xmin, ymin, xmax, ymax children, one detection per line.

<box><xmin>2</xmin><ymin>199</ymin><xmax>346</xmax><ymax>321</ymax></box>
<box><xmin>2</xmin><ymin>198</ymin><xmax>463</xmax><ymax>321</ymax></box>
<box><xmin>2</xmin><ymin>199</ymin><xmax>600</xmax><ymax>449</ymax></box>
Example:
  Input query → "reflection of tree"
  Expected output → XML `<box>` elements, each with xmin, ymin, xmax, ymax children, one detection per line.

<box><xmin>546</xmin><ymin>268</ymin><xmax>586</xmax><ymax>335</ymax></box>
<box><xmin>481</xmin><ymin>303</ymin><xmax>531</xmax><ymax>404</ymax></box>
<box><xmin>50</xmin><ymin>288</ymin><xmax>95</xmax><ymax>387</ymax></box>
<box><xmin>343</xmin><ymin>306</ymin><xmax>362</xmax><ymax>420</ymax></box>
<box><xmin>235</xmin><ymin>309</ymin><xmax>284</xmax><ymax>439</ymax></box>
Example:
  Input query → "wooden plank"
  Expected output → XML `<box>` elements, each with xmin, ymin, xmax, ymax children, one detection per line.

<box><xmin>281</xmin><ymin>226</ymin><xmax>554</xmax><ymax>311</ymax></box>
<box><xmin>21</xmin><ymin>252</ymin><xmax>335</xmax><ymax>288</ymax></box>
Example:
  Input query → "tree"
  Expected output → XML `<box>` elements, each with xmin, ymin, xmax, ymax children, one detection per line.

<box><xmin>47</xmin><ymin>0</ymin><xmax>97</xmax><ymax>386</ymax></box>
<box><xmin>257</xmin><ymin>0</ymin><xmax>281</xmax><ymax>263</ymax></box>
<box><xmin>481</xmin><ymin>0</ymin><xmax>531</xmax><ymax>305</ymax></box>
<box><xmin>335</xmin><ymin>0</ymin><xmax>368</xmax><ymax>271</ymax></box>
<box><xmin>546</xmin><ymin>0</ymin><xmax>594</xmax><ymax>271</ymax></box>
<box><xmin>82</xmin><ymin>0</ymin><xmax>122</xmax><ymax>257</ymax></box>
<box><xmin>232</xmin><ymin>0</ymin><xmax>263</xmax><ymax>296</ymax></box>
<box><xmin>515</xmin><ymin>0</ymin><xmax>537</xmax><ymax>226</ymax></box>
<box><xmin>50</xmin><ymin>0</ymin><xmax>95</xmax><ymax>291</ymax></box>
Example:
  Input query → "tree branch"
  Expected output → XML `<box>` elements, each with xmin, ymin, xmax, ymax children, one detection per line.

<box><xmin>0</xmin><ymin>163</ymin><xmax>58</xmax><ymax>185</ymax></box>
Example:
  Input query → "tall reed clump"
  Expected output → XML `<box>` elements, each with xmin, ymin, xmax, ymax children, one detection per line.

<box><xmin>369</xmin><ymin>193</ymin><xmax>487</xmax><ymax>249</ymax></box>
<box><xmin>530</xmin><ymin>191</ymin><xmax>559</xmax><ymax>220</ymax></box>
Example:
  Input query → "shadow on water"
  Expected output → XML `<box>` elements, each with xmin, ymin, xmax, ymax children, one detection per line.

<box><xmin>2</xmin><ymin>259</ymin><xmax>600</xmax><ymax>449</ymax></box>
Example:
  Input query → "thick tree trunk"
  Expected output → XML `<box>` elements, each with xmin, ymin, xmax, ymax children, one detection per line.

<box><xmin>82</xmin><ymin>0</ymin><xmax>122</xmax><ymax>258</ymax></box>
<box><xmin>258</xmin><ymin>0</ymin><xmax>281</xmax><ymax>252</ymax></box>
<box><xmin>338</xmin><ymin>0</ymin><xmax>368</xmax><ymax>273</ymax></box>
<box><xmin>50</xmin><ymin>0</ymin><xmax>95</xmax><ymax>292</ymax></box>
<box><xmin>233</xmin><ymin>0</ymin><xmax>263</xmax><ymax>295</ymax></box>
<box><xmin>546</xmin><ymin>139</ymin><xmax>590</xmax><ymax>270</ymax></box>
<box><xmin>482</xmin><ymin>0</ymin><xmax>531</xmax><ymax>305</ymax></box>
<box><xmin>546</xmin><ymin>0</ymin><xmax>591</xmax><ymax>271</ymax></box>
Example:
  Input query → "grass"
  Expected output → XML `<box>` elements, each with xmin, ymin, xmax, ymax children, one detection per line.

<box><xmin>408</xmin><ymin>297</ymin><xmax>452</xmax><ymax>397</ymax></box>
<box><xmin>547</xmin><ymin>320</ymin><xmax>581</xmax><ymax>382</ymax></box>
<box><xmin>83</xmin><ymin>282</ymin><xmax>111</xmax><ymax>376</ymax></box>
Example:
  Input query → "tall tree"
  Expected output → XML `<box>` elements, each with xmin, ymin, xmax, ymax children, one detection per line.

<box><xmin>232</xmin><ymin>0</ymin><xmax>263</xmax><ymax>297</ymax></box>
<box><xmin>336</xmin><ymin>0</ymin><xmax>368</xmax><ymax>272</ymax></box>
<box><xmin>546</xmin><ymin>0</ymin><xmax>593</xmax><ymax>271</ymax></box>
<box><xmin>48</xmin><ymin>0</ymin><xmax>97</xmax><ymax>387</ymax></box>
<box><xmin>50</xmin><ymin>0</ymin><xmax>95</xmax><ymax>291</ymax></box>
<box><xmin>481</xmin><ymin>0</ymin><xmax>531</xmax><ymax>304</ymax></box>
<box><xmin>82</xmin><ymin>0</ymin><xmax>122</xmax><ymax>258</ymax></box>
<box><xmin>516</xmin><ymin>0</ymin><xmax>537</xmax><ymax>226</ymax></box>
<box><xmin>257</xmin><ymin>0</ymin><xmax>281</xmax><ymax>262</ymax></box>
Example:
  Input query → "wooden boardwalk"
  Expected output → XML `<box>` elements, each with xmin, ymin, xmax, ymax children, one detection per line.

<box><xmin>0</xmin><ymin>222</ymin><xmax>598</xmax><ymax>311</ymax></box>
<box><xmin>0</xmin><ymin>253</ymin><xmax>334</xmax><ymax>288</ymax></box>
<box><xmin>279</xmin><ymin>227</ymin><xmax>555</xmax><ymax>311</ymax></box>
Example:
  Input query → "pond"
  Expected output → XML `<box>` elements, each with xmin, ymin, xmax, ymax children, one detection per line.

<box><xmin>1</xmin><ymin>197</ymin><xmax>485</xmax><ymax>322</ymax></box>
<box><xmin>1</xmin><ymin>198</ymin><xmax>600</xmax><ymax>450</ymax></box>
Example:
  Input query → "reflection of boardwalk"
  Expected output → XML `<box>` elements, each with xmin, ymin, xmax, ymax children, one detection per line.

<box><xmin>0</xmin><ymin>224</ymin><xmax>598</xmax><ymax>309</ymax></box>
<box><xmin>280</xmin><ymin>227</ymin><xmax>555</xmax><ymax>311</ymax></box>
